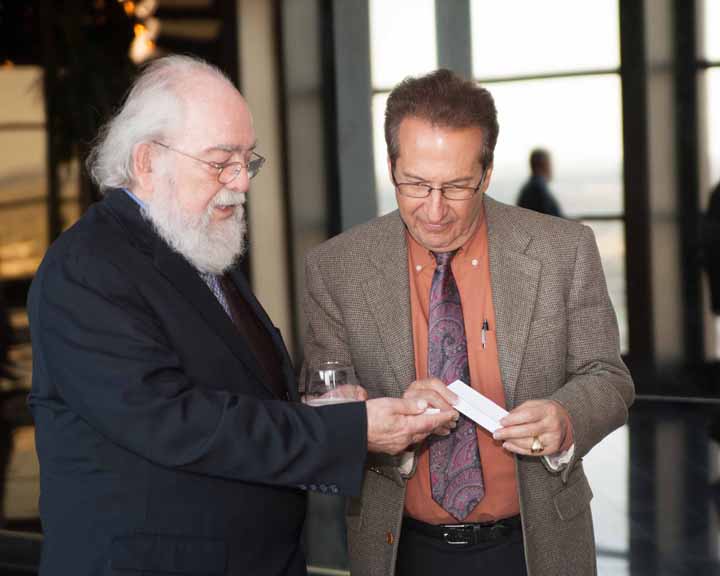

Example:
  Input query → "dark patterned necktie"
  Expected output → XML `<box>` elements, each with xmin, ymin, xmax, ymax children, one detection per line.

<box><xmin>427</xmin><ymin>250</ymin><xmax>485</xmax><ymax>520</ymax></box>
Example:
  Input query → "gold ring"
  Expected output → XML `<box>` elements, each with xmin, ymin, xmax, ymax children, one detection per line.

<box><xmin>530</xmin><ymin>436</ymin><xmax>544</xmax><ymax>454</ymax></box>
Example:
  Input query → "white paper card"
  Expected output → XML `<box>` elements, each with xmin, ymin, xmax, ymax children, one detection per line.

<box><xmin>447</xmin><ymin>380</ymin><xmax>509</xmax><ymax>433</ymax></box>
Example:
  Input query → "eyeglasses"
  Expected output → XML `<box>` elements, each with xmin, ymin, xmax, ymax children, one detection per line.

<box><xmin>392</xmin><ymin>169</ymin><xmax>486</xmax><ymax>201</ymax></box>
<box><xmin>152</xmin><ymin>141</ymin><xmax>266</xmax><ymax>184</ymax></box>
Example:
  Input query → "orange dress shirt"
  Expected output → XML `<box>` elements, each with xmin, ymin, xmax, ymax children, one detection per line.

<box><xmin>404</xmin><ymin>216</ymin><xmax>520</xmax><ymax>524</ymax></box>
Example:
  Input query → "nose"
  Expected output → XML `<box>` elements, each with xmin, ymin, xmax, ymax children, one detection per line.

<box><xmin>425</xmin><ymin>189</ymin><xmax>446</xmax><ymax>223</ymax></box>
<box><xmin>226</xmin><ymin>168</ymin><xmax>250</xmax><ymax>193</ymax></box>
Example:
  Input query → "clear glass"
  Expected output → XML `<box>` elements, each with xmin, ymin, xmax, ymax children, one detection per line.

<box><xmin>708</xmin><ymin>68</ymin><xmax>720</xmax><ymax>187</ymax></box>
<box><xmin>704</xmin><ymin>0</ymin><xmax>720</xmax><ymax>61</ymax></box>
<box><xmin>581</xmin><ymin>220</ymin><xmax>628</xmax><ymax>354</ymax></box>
<box><xmin>369</xmin><ymin>0</ymin><xmax>437</xmax><ymax>90</ymax></box>
<box><xmin>0</xmin><ymin>67</ymin><xmax>48</xmax><ymax>282</ymax></box>
<box><xmin>303</xmin><ymin>362</ymin><xmax>365</xmax><ymax>406</ymax></box>
<box><xmin>372</xmin><ymin>92</ymin><xmax>397</xmax><ymax>215</ymax></box>
<box><xmin>0</xmin><ymin>65</ymin><xmax>44</xmax><ymax>530</ymax></box>
<box><xmin>487</xmin><ymin>75</ymin><xmax>624</xmax><ymax>218</ymax></box>
<box><xmin>704</xmin><ymin>68</ymin><xmax>720</xmax><ymax>359</ymax></box>
<box><xmin>0</xmin><ymin>66</ymin><xmax>45</xmax><ymax>125</ymax></box>
<box><xmin>470</xmin><ymin>0</ymin><xmax>620</xmax><ymax>78</ymax></box>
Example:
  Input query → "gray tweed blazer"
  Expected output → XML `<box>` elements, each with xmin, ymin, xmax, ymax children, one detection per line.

<box><xmin>303</xmin><ymin>196</ymin><xmax>634</xmax><ymax>576</ymax></box>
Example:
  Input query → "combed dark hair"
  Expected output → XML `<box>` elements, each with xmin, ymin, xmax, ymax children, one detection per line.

<box><xmin>384</xmin><ymin>69</ymin><xmax>499</xmax><ymax>170</ymax></box>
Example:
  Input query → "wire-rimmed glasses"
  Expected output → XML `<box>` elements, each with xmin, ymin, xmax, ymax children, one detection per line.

<box><xmin>152</xmin><ymin>140</ymin><xmax>266</xmax><ymax>184</ymax></box>
<box><xmin>392</xmin><ymin>169</ymin><xmax>486</xmax><ymax>201</ymax></box>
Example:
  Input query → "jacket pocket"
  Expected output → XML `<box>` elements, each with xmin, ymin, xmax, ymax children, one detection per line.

<box><xmin>110</xmin><ymin>533</ymin><xmax>226</xmax><ymax>574</ymax></box>
<box><xmin>553</xmin><ymin>471</ymin><xmax>593</xmax><ymax>521</ymax></box>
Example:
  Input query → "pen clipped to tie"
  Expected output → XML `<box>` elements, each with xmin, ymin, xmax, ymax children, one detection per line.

<box><xmin>481</xmin><ymin>319</ymin><xmax>489</xmax><ymax>350</ymax></box>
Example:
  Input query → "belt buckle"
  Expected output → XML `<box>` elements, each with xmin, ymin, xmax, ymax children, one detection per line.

<box><xmin>442</xmin><ymin>523</ymin><xmax>474</xmax><ymax>545</ymax></box>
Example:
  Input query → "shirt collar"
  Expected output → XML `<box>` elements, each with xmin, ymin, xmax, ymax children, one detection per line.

<box><xmin>406</xmin><ymin>212</ymin><xmax>488</xmax><ymax>272</ymax></box>
<box><xmin>123</xmin><ymin>188</ymin><xmax>147</xmax><ymax>210</ymax></box>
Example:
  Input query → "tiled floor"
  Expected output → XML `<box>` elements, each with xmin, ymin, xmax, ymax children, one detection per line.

<box><xmin>586</xmin><ymin>399</ymin><xmax>720</xmax><ymax>575</ymax></box>
<box><xmin>3</xmin><ymin>391</ymin><xmax>720</xmax><ymax>575</ymax></box>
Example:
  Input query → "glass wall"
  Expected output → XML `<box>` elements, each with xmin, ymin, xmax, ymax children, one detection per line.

<box><xmin>701</xmin><ymin>0</ymin><xmax>720</xmax><ymax>359</ymax></box>
<box><xmin>369</xmin><ymin>0</ymin><xmax>627</xmax><ymax>351</ymax></box>
<box><xmin>370</xmin><ymin>0</ymin><xmax>438</xmax><ymax>215</ymax></box>
<box><xmin>0</xmin><ymin>64</ymin><xmax>45</xmax><ymax>529</ymax></box>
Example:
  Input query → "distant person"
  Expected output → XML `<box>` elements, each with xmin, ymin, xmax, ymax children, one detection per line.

<box><xmin>516</xmin><ymin>148</ymin><xmax>564</xmax><ymax>217</ymax></box>
<box><xmin>702</xmin><ymin>180</ymin><xmax>720</xmax><ymax>314</ymax></box>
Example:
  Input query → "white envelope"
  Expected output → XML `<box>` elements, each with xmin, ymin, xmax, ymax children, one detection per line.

<box><xmin>447</xmin><ymin>380</ymin><xmax>508</xmax><ymax>433</ymax></box>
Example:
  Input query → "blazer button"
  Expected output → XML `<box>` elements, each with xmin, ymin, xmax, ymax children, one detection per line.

<box><xmin>385</xmin><ymin>531</ymin><xmax>394</xmax><ymax>545</ymax></box>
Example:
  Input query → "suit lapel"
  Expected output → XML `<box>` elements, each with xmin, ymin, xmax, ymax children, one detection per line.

<box><xmin>485</xmin><ymin>197</ymin><xmax>541</xmax><ymax>408</ymax></box>
<box><xmin>102</xmin><ymin>190</ymin><xmax>276</xmax><ymax>393</ymax></box>
<box><xmin>361</xmin><ymin>213</ymin><xmax>416</xmax><ymax>397</ymax></box>
<box><xmin>151</xmin><ymin>241</ymin><xmax>276</xmax><ymax>393</ymax></box>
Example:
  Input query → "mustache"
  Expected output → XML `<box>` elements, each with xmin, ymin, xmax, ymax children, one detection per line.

<box><xmin>210</xmin><ymin>190</ymin><xmax>246</xmax><ymax>209</ymax></box>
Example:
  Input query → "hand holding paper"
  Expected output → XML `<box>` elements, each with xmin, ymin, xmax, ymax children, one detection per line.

<box><xmin>402</xmin><ymin>377</ymin><xmax>459</xmax><ymax>437</ymax></box>
<box><xmin>446</xmin><ymin>380</ymin><xmax>509</xmax><ymax>433</ymax></box>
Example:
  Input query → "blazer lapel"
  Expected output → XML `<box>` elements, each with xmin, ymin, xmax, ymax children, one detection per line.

<box><xmin>103</xmin><ymin>190</ymin><xmax>278</xmax><ymax>395</ymax></box>
<box><xmin>361</xmin><ymin>213</ymin><xmax>416</xmax><ymax>397</ymax></box>
<box><xmin>485</xmin><ymin>197</ymin><xmax>541</xmax><ymax>408</ymax></box>
<box><xmin>151</xmin><ymin>242</ymin><xmax>275</xmax><ymax>392</ymax></box>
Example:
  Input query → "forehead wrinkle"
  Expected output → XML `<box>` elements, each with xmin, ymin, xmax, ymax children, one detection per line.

<box><xmin>400</xmin><ymin>169</ymin><xmax>477</xmax><ymax>184</ymax></box>
<box><xmin>201</xmin><ymin>141</ymin><xmax>258</xmax><ymax>155</ymax></box>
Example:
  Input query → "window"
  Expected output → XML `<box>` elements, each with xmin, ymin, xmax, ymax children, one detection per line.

<box><xmin>0</xmin><ymin>64</ymin><xmax>44</xmax><ymax>530</ymax></box>
<box><xmin>370</xmin><ymin>0</ymin><xmax>438</xmax><ymax>215</ymax></box>
<box><xmin>701</xmin><ymin>0</ymin><xmax>720</xmax><ymax>359</ymax></box>
<box><xmin>369</xmin><ymin>0</ymin><xmax>627</xmax><ymax>352</ymax></box>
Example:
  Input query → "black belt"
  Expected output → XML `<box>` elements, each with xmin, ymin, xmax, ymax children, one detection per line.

<box><xmin>402</xmin><ymin>515</ymin><xmax>522</xmax><ymax>546</ymax></box>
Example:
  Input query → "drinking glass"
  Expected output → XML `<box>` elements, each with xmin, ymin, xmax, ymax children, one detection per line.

<box><xmin>303</xmin><ymin>361</ymin><xmax>366</xmax><ymax>406</ymax></box>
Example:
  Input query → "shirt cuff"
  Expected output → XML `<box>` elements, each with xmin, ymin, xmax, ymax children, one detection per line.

<box><xmin>399</xmin><ymin>451</ymin><xmax>415</xmax><ymax>477</ymax></box>
<box><xmin>543</xmin><ymin>443</ymin><xmax>575</xmax><ymax>471</ymax></box>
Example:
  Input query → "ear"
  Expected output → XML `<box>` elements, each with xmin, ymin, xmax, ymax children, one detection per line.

<box><xmin>132</xmin><ymin>142</ymin><xmax>155</xmax><ymax>200</ymax></box>
<box><xmin>387</xmin><ymin>156</ymin><xmax>394</xmax><ymax>183</ymax></box>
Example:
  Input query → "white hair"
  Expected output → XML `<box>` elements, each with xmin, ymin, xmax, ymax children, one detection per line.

<box><xmin>86</xmin><ymin>55</ymin><xmax>234</xmax><ymax>192</ymax></box>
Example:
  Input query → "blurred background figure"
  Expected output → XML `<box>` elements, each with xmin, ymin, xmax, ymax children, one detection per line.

<box><xmin>702</xmin><ymin>180</ymin><xmax>720</xmax><ymax>315</ymax></box>
<box><xmin>516</xmin><ymin>148</ymin><xmax>564</xmax><ymax>217</ymax></box>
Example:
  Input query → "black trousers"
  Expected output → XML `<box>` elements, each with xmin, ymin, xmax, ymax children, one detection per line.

<box><xmin>395</xmin><ymin>518</ymin><xmax>528</xmax><ymax>576</ymax></box>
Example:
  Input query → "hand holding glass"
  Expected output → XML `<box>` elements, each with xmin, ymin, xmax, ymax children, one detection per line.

<box><xmin>303</xmin><ymin>362</ymin><xmax>367</xmax><ymax>406</ymax></box>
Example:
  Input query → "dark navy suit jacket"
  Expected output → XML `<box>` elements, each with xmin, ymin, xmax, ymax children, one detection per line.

<box><xmin>28</xmin><ymin>190</ymin><xmax>367</xmax><ymax>575</ymax></box>
<box><xmin>517</xmin><ymin>175</ymin><xmax>564</xmax><ymax>218</ymax></box>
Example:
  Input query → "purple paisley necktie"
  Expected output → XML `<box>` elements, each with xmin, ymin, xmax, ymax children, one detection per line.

<box><xmin>428</xmin><ymin>250</ymin><xmax>484</xmax><ymax>520</ymax></box>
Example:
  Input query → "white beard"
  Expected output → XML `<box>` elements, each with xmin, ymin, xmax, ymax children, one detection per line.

<box><xmin>142</xmin><ymin>181</ymin><xmax>247</xmax><ymax>275</ymax></box>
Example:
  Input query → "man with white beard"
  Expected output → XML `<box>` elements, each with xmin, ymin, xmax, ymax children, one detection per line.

<box><xmin>26</xmin><ymin>55</ymin><xmax>456</xmax><ymax>576</ymax></box>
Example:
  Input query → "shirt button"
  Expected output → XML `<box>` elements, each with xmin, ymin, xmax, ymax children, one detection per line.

<box><xmin>415</xmin><ymin>265</ymin><xmax>422</xmax><ymax>272</ymax></box>
<box><xmin>386</xmin><ymin>531</ymin><xmax>394</xmax><ymax>545</ymax></box>
<box><xmin>471</xmin><ymin>258</ymin><xmax>478</xmax><ymax>267</ymax></box>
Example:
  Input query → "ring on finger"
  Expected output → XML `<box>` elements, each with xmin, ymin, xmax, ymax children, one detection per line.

<box><xmin>530</xmin><ymin>435</ymin><xmax>544</xmax><ymax>454</ymax></box>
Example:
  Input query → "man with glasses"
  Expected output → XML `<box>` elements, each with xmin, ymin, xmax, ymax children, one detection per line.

<box><xmin>303</xmin><ymin>69</ymin><xmax>634</xmax><ymax>575</ymax></box>
<box><xmin>27</xmin><ymin>55</ymin><xmax>454</xmax><ymax>576</ymax></box>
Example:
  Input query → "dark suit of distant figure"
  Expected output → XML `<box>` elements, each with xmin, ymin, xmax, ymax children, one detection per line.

<box><xmin>517</xmin><ymin>150</ymin><xmax>563</xmax><ymax>218</ymax></box>
<box><xmin>517</xmin><ymin>175</ymin><xmax>563</xmax><ymax>218</ymax></box>
<box><xmin>703</xmin><ymin>181</ymin><xmax>720</xmax><ymax>314</ymax></box>
<box><xmin>27</xmin><ymin>190</ymin><xmax>367</xmax><ymax>576</ymax></box>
